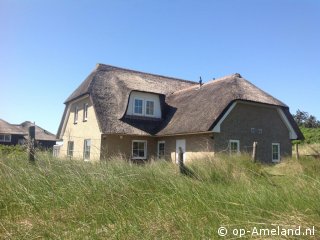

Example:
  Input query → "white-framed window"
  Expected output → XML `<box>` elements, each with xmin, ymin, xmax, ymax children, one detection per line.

<box><xmin>258</xmin><ymin>129</ymin><xmax>263</xmax><ymax>134</ymax></box>
<box><xmin>146</xmin><ymin>100</ymin><xmax>155</xmax><ymax>116</ymax></box>
<box><xmin>83</xmin><ymin>103</ymin><xmax>88</xmax><ymax>121</ymax></box>
<box><xmin>157</xmin><ymin>141</ymin><xmax>165</xmax><ymax>159</ymax></box>
<box><xmin>229</xmin><ymin>140</ymin><xmax>240</xmax><ymax>154</ymax></box>
<box><xmin>0</xmin><ymin>134</ymin><xmax>11</xmax><ymax>142</ymax></box>
<box><xmin>132</xmin><ymin>140</ymin><xmax>147</xmax><ymax>159</ymax></box>
<box><xmin>83</xmin><ymin>139</ymin><xmax>91</xmax><ymax>161</ymax></box>
<box><xmin>67</xmin><ymin>141</ymin><xmax>74</xmax><ymax>157</ymax></box>
<box><xmin>272</xmin><ymin>143</ymin><xmax>280</xmax><ymax>163</ymax></box>
<box><xmin>251</xmin><ymin>128</ymin><xmax>255</xmax><ymax>134</ymax></box>
<box><xmin>134</xmin><ymin>98</ymin><xmax>144</xmax><ymax>115</ymax></box>
<box><xmin>74</xmin><ymin>106</ymin><xmax>79</xmax><ymax>124</ymax></box>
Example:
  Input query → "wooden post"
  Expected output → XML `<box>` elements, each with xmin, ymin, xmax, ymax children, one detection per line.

<box><xmin>29</xmin><ymin>126</ymin><xmax>35</xmax><ymax>162</ymax></box>
<box><xmin>252</xmin><ymin>141</ymin><xmax>258</xmax><ymax>162</ymax></box>
<box><xmin>178</xmin><ymin>147</ymin><xmax>184</xmax><ymax>174</ymax></box>
<box><xmin>295</xmin><ymin>143</ymin><xmax>299</xmax><ymax>160</ymax></box>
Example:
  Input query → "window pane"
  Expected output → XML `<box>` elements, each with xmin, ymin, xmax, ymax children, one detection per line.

<box><xmin>134</xmin><ymin>99</ymin><xmax>143</xmax><ymax>114</ymax></box>
<box><xmin>146</xmin><ymin>101</ymin><xmax>154</xmax><ymax>115</ymax></box>
<box><xmin>0</xmin><ymin>135</ymin><xmax>4</xmax><ymax>141</ymax></box>
<box><xmin>4</xmin><ymin>135</ymin><xmax>11</xmax><ymax>141</ymax></box>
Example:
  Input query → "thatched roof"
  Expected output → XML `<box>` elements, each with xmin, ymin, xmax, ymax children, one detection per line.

<box><xmin>0</xmin><ymin>119</ymin><xmax>56</xmax><ymax>141</ymax></box>
<box><xmin>157</xmin><ymin>73</ymin><xmax>287</xmax><ymax>135</ymax></box>
<box><xmin>59</xmin><ymin>64</ymin><xmax>303</xmax><ymax>140</ymax></box>
<box><xmin>59</xmin><ymin>64</ymin><xmax>196</xmax><ymax>136</ymax></box>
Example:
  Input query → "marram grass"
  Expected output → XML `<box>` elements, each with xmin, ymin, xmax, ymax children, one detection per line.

<box><xmin>0</xmin><ymin>152</ymin><xmax>319</xmax><ymax>239</ymax></box>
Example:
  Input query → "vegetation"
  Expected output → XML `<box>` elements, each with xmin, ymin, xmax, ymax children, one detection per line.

<box><xmin>292</xmin><ymin>110</ymin><xmax>320</xmax><ymax>128</ymax></box>
<box><xmin>1</xmin><ymin>152</ymin><xmax>319</xmax><ymax>239</ymax></box>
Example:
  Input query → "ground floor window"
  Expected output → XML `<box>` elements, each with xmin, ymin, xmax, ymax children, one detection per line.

<box><xmin>272</xmin><ymin>143</ymin><xmax>280</xmax><ymax>162</ymax></box>
<box><xmin>84</xmin><ymin>139</ymin><xmax>91</xmax><ymax>160</ymax></box>
<box><xmin>157</xmin><ymin>141</ymin><xmax>165</xmax><ymax>159</ymax></box>
<box><xmin>0</xmin><ymin>134</ymin><xmax>11</xmax><ymax>142</ymax></box>
<box><xmin>67</xmin><ymin>141</ymin><xmax>74</xmax><ymax>158</ymax></box>
<box><xmin>132</xmin><ymin>140</ymin><xmax>147</xmax><ymax>159</ymax></box>
<box><xmin>229</xmin><ymin>140</ymin><xmax>240</xmax><ymax>154</ymax></box>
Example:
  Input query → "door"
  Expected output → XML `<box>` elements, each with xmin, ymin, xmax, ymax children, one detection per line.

<box><xmin>176</xmin><ymin>139</ymin><xmax>186</xmax><ymax>163</ymax></box>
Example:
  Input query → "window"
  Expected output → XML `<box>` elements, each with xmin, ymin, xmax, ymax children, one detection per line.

<box><xmin>83</xmin><ymin>103</ymin><xmax>88</xmax><ymax>121</ymax></box>
<box><xmin>0</xmin><ymin>134</ymin><xmax>11</xmax><ymax>142</ymax></box>
<box><xmin>134</xmin><ymin>99</ymin><xmax>143</xmax><ymax>115</ymax></box>
<box><xmin>157</xmin><ymin>141</ymin><xmax>165</xmax><ymax>159</ymax></box>
<box><xmin>67</xmin><ymin>141</ymin><xmax>74</xmax><ymax>157</ymax></box>
<box><xmin>251</xmin><ymin>128</ymin><xmax>255</xmax><ymax>134</ymax></box>
<box><xmin>74</xmin><ymin>106</ymin><xmax>79</xmax><ymax>124</ymax></box>
<box><xmin>146</xmin><ymin>100</ymin><xmax>155</xmax><ymax>116</ymax></box>
<box><xmin>84</xmin><ymin>139</ymin><xmax>91</xmax><ymax>161</ymax></box>
<box><xmin>132</xmin><ymin>140</ymin><xmax>147</xmax><ymax>159</ymax></box>
<box><xmin>258</xmin><ymin>129</ymin><xmax>263</xmax><ymax>134</ymax></box>
<box><xmin>229</xmin><ymin>140</ymin><xmax>240</xmax><ymax>154</ymax></box>
<box><xmin>272</xmin><ymin>143</ymin><xmax>280</xmax><ymax>162</ymax></box>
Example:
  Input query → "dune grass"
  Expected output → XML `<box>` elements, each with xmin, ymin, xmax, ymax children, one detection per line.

<box><xmin>0</xmin><ymin>151</ymin><xmax>319</xmax><ymax>239</ymax></box>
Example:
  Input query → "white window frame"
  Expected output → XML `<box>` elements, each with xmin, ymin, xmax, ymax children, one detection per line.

<box><xmin>272</xmin><ymin>143</ymin><xmax>280</xmax><ymax>163</ymax></box>
<box><xmin>132</xmin><ymin>140</ymin><xmax>147</xmax><ymax>159</ymax></box>
<box><xmin>145</xmin><ymin>100</ymin><xmax>155</xmax><ymax>117</ymax></box>
<box><xmin>133</xmin><ymin>98</ymin><xmax>144</xmax><ymax>116</ymax></box>
<box><xmin>0</xmin><ymin>134</ymin><xmax>11</xmax><ymax>142</ymax></box>
<box><xmin>83</xmin><ymin>139</ymin><xmax>91</xmax><ymax>161</ymax></box>
<box><xmin>83</xmin><ymin>103</ymin><xmax>88</xmax><ymax>121</ymax></box>
<box><xmin>229</xmin><ymin>140</ymin><xmax>240</xmax><ymax>154</ymax></box>
<box><xmin>67</xmin><ymin>141</ymin><xmax>74</xmax><ymax>157</ymax></box>
<box><xmin>74</xmin><ymin>106</ymin><xmax>79</xmax><ymax>124</ymax></box>
<box><xmin>157</xmin><ymin>141</ymin><xmax>165</xmax><ymax>159</ymax></box>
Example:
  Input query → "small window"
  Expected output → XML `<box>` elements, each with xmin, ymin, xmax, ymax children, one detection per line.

<box><xmin>134</xmin><ymin>99</ymin><xmax>143</xmax><ymax>115</ymax></box>
<box><xmin>84</xmin><ymin>139</ymin><xmax>91</xmax><ymax>161</ymax></box>
<box><xmin>83</xmin><ymin>103</ymin><xmax>88</xmax><ymax>121</ymax></box>
<box><xmin>132</xmin><ymin>140</ymin><xmax>147</xmax><ymax>159</ymax></box>
<box><xmin>67</xmin><ymin>141</ymin><xmax>74</xmax><ymax>158</ymax></box>
<box><xmin>229</xmin><ymin>140</ymin><xmax>240</xmax><ymax>154</ymax></box>
<box><xmin>258</xmin><ymin>129</ymin><xmax>263</xmax><ymax>134</ymax></box>
<box><xmin>251</xmin><ymin>128</ymin><xmax>255</xmax><ymax>134</ymax></box>
<box><xmin>74</xmin><ymin>106</ymin><xmax>79</xmax><ymax>124</ymax></box>
<box><xmin>272</xmin><ymin>143</ymin><xmax>280</xmax><ymax>162</ymax></box>
<box><xmin>157</xmin><ymin>141</ymin><xmax>165</xmax><ymax>159</ymax></box>
<box><xmin>146</xmin><ymin>100</ymin><xmax>155</xmax><ymax>116</ymax></box>
<box><xmin>0</xmin><ymin>134</ymin><xmax>11</xmax><ymax>142</ymax></box>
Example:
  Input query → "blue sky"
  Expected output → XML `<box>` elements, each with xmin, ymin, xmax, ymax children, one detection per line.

<box><xmin>1</xmin><ymin>0</ymin><xmax>319</xmax><ymax>133</ymax></box>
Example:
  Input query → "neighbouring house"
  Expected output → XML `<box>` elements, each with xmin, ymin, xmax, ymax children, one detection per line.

<box><xmin>56</xmin><ymin>64</ymin><xmax>303</xmax><ymax>163</ymax></box>
<box><xmin>0</xmin><ymin>119</ymin><xmax>57</xmax><ymax>148</ymax></box>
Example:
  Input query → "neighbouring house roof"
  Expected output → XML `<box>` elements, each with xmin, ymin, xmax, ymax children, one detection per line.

<box><xmin>58</xmin><ymin>64</ymin><xmax>303</xmax><ymax>140</ymax></box>
<box><xmin>0</xmin><ymin>119</ymin><xmax>25</xmax><ymax>135</ymax></box>
<box><xmin>0</xmin><ymin>119</ymin><xmax>56</xmax><ymax>141</ymax></box>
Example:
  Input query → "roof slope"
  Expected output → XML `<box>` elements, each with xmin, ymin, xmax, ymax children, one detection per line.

<box><xmin>63</xmin><ymin>64</ymin><xmax>196</xmax><ymax>135</ymax></box>
<box><xmin>156</xmin><ymin>73</ymin><xmax>289</xmax><ymax>135</ymax></box>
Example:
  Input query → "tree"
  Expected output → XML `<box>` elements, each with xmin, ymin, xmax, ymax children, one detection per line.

<box><xmin>292</xmin><ymin>110</ymin><xmax>320</xmax><ymax>128</ymax></box>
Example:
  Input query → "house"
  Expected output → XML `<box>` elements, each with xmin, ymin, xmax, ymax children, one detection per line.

<box><xmin>56</xmin><ymin>64</ymin><xmax>303</xmax><ymax>163</ymax></box>
<box><xmin>0</xmin><ymin>119</ymin><xmax>57</xmax><ymax>148</ymax></box>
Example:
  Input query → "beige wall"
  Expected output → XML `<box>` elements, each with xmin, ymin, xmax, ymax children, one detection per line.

<box><xmin>60</xmin><ymin>96</ymin><xmax>101</xmax><ymax>161</ymax></box>
<box><xmin>101</xmin><ymin>133</ymin><xmax>214</xmax><ymax>163</ymax></box>
<box><xmin>101</xmin><ymin>135</ymin><xmax>156</xmax><ymax>160</ymax></box>
<box><xmin>214</xmin><ymin>102</ymin><xmax>292</xmax><ymax>163</ymax></box>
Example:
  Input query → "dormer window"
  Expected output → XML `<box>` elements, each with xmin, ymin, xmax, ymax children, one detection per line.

<box><xmin>127</xmin><ymin>91</ymin><xmax>161</xmax><ymax>118</ymax></box>
<box><xmin>146</xmin><ymin>100</ymin><xmax>154</xmax><ymax>116</ymax></box>
<box><xmin>134</xmin><ymin>98</ymin><xmax>143</xmax><ymax>115</ymax></box>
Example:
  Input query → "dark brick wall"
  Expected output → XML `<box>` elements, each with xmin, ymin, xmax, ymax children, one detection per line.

<box><xmin>214</xmin><ymin>102</ymin><xmax>292</xmax><ymax>163</ymax></box>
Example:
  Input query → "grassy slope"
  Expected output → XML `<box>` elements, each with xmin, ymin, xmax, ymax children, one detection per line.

<box><xmin>1</xmin><ymin>153</ymin><xmax>320</xmax><ymax>239</ymax></box>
